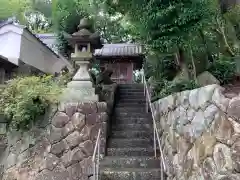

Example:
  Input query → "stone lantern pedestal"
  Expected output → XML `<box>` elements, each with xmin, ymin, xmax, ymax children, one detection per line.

<box><xmin>60</xmin><ymin>17</ymin><xmax>103</xmax><ymax>103</ymax></box>
<box><xmin>65</xmin><ymin>60</ymin><xmax>98</xmax><ymax>102</ymax></box>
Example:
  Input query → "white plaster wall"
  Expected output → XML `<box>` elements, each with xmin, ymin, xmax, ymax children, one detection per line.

<box><xmin>0</xmin><ymin>32</ymin><xmax>21</xmax><ymax>65</ymax></box>
<box><xmin>20</xmin><ymin>30</ymin><xmax>62</xmax><ymax>74</ymax></box>
<box><xmin>0</xmin><ymin>24</ymin><xmax>72</xmax><ymax>74</ymax></box>
<box><xmin>38</xmin><ymin>35</ymin><xmax>58</xmax><ymax>54</ymax></box>
<box><xmin>37</xmin><ymin>34</ymin><xmax>73</xmax><ymax>71</ymax></box>
<box><xmin>52</xmin><ymin>58</ymin><xmax>70</xmax><ymax>73</ymax></box>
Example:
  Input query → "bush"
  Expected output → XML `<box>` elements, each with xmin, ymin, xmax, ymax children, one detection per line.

<box><xmin>151</xmin><ymin>80</ymin><xmax>199</xmax><ymax>102</ymax></box>
<box><xmin>208</xmin><ymin>56</ymin><xmax>236</xmax><ymax>85</ymax></box>
<box><xmin>58</xmin><ymin>71</ymin><xmax>73</xmax><ymax>86</ymax></box>
<box><xmin>0</xmin><ymin>75</ymin><xmax>62</xmax><ymax>130</ymax></box>
<box><xmin>133</xmin><ymin>69</ymin><xmax>143</xmax><ymax>83</ymax></box>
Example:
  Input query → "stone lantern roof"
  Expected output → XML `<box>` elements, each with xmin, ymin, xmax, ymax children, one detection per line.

<box><xmin>66</xmin><ymin>17</ymin><xmax>103</xmax><ymax>50</ymax></box>
<box><xmin>78</xmin><ymin>18</ymin><xmax>92</xmax><ymax>29</ymax></box>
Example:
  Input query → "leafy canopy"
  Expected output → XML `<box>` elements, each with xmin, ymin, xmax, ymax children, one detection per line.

<box><xmin>0</xmin><ymin>0</ymin><xmax>29</xmax><ymax>22</ymax></box>
<box><xmin>105</xmin><ymin>0</ymin><xmax>214</xmax><ymax>52</ymax></box>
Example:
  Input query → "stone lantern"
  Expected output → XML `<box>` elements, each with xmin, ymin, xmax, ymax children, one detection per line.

<box><xmin>62</xmin><ymin>17</ymin><xmax>103</xmax><ymax>102</ymax></box>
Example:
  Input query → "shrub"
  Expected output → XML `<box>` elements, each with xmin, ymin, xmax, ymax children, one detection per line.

<box><xmin>151</xmin><ymin>80</ymin><xmax>199</xmax><ymax>102</ymax></box>
<box><xmin>58</xmin><ymin>71</ymin><xmax>73</xmax><ymax>86</ymax></box>
<box><xmin>133</xmin><ymin>69</ymin><xmax>143</xmax><ymax>83</ymax></box>
<box><xmin>145</xmin><ymin>54</ymin><xmax>178</xmax><ymax>81</ymax></box>
<box><xmin>0</xmin><ymin>75</ymin><xmax>62</xmax><ymax>130</ymax></box>
<box><xmin>208</xmin><ymin>56</ymin><xmax>236</xmax><ymax>85</ymax></box>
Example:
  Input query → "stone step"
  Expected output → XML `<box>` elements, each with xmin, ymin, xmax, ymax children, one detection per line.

<box><xmin>107</xmin><ymin>147</ymin><xmax>155</xmax><ymax>156</ymax></box>
<box><xmin>118</xmin><ymin>94</ymin><xmax>145</xmax><ymax>98</ymax></box>
<box><xmin>119</xmin><ymin>83</ymin><xmax>144</xmax><ymax>85</ymax></box>
<box><xmin>116</xmin><ymin>99</ymin><xmax>146</xmax><ymax>102</ymax></box>
<box><xmin>115</xmin><ymin>102</ymin><xmax>146</xmax><ymax>107</ymax></box>
<box><xmin>117</xmin><ymin>94</ymin><xmax>146</xmax><ymax>102</ymax></box>
<box><xmin>118</xmin><ymin>92</ymin><xmax>145</xmax><ymax>95</ymax></box>
<box><xmin>117</xmin><ymin>90</ymin><xmax>145</xmax><ymax>97</ymax></box>
<box><xmin>111</xmin><ymin>124</ymin><xmax>152</xmax><ymax>131</ymax></box>
<box><xmin>118</xmin><ymin>85</ymin><xmax>144</xmax><ymax>89</ymax></box>
<box><xmin>111</xmin><ymin>130</ymin><xmax>153</xmax><ymax>138</ymax></box>
<box><xmin>116</xmin><ymin>101</ymin><xmax>146</xmax><ymax>106</ymax></box>
<box><xmin>115</xmin><ymin>105</ymin><xmax>146</xmax><ymax>109</ymax></box>
<box><xmin>118</xmin><ymin>90</ymin><xmax>145</xmax><ymax>94</ymax></box>
<box><xmin>116</xmin><ymin>101</ymin><xmax>146</xmax><ymax>104</ymax></box>
<box><xmin>118</xmin><ymin>88</ymin><xmax>144</xmax><ymax>91</ymax></box>
<box><xmin>108</xmin><ymin>138</ymin><xmax>152</xmax><ymax>148</ymax></box>
<box><xmin>116</xmin><ymin>98</ymin><xmax>146</xmax><ymax>105</ymax></box>
<box><xmin>100</xmin><ymin>156</ymin><xmax>160</xmax><ymax>168</ymax></box>
<box><xmin>118</xmin><ymin>84</ymin><xmax>144</xmax><ymax>88</ymax></box>
<box><xmin>113</xmin><ymin>117</ymin><xmax>152</xmax><ymax>124</ymax></box>
<box><xmin>114</xmin><ymin>112</ymin><xmax>151</xmax><ymax>118</ymax></box>
<box><xmin>100</xmin><ymin>168</ymin><xmax>162</xmax><ymax>180</ymax></box>
<box><xmin>114</xmin><ymin>107</ymin><xmax>147</xmax><ymax>113</ymax></box>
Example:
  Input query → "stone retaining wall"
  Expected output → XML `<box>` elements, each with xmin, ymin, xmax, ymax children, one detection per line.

<box><xmin>1</xmin><ymin>84</ymin><xmax>117</xmax><ymax>180</ymax></box>
<box><xmin>152</xmin><ymin>84</ymin><xmax>240</xmax><ymax>180</ymax></box>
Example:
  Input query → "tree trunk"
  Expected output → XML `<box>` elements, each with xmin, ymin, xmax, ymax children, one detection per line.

<box><xmin>177</xmin><ymin>47</ymin><xmax>190</xmax><ymax>81</ymax></box>
<box><xmin>190</xmin><ymin>47</ymin><xmax>197</xmax><ymax>82</ymax></box>
<box><xmin>215</xmin><ymin>17</ymin><xmax>235</xmax><ymax>57</ymax></box>
<box><xmin>232</xmin><ymin>23</ymin><xmax>240</xmax><ymax>40</ymax></box>
<box><xmin>199</xmin><ymin>29</ymin><xmax>214</xmax><ymax>63</ymax></box>
<box><xmin>219</xmin><ymin>0</ymin><xmax>240</xmax><ymax>14</ymax></box>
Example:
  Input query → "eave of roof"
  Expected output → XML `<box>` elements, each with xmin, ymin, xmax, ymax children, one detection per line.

<box><xmin>0</xmin><ymin>55</ymin><xmax>8</xmax><ymax>62</ymax></box>
<box><xmin>24</xmin><ymin>28</ymin><xmax>60</xmax><ymax>58</ymax></box>
<box><xmin>94</xmin><ymin>43</ymin><xmax>144</xmax><ymax>58</ymax></box>
<box><xmin>0</xmin><ymin>55</ymin><xmax>18</xmax><ymax>67</ymax></box>
<box><xmin>0</xmin><ymin>18</ymin><xmax>14</xmax><ymax>28</ymax></box>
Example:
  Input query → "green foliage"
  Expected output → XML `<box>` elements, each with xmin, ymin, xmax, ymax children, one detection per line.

<box><xmin>0</xmin><ymin>76</ymin><xmax>61</xmax><ymax>130</ymax></box>
<box><xmin>105</xmin><ymin>0</ymin><xmax>213</xmax><ymax>52</ymax></box>
<box><xmin>52</xmin><ymin>0</ymin><xmax>89</xmax><ymax>55</ymax></box>
<box><xmin>52</xmin><ymin>0</ymin><xmax>87</xmax><ymax>33</ymax></box>
<box><xmin>145</xmin><ymin>54</ymin><xmax>178</xmax><ymax>81</ymax></box>
<box><xmin>31</xmin><ymin>0</ymin><xmax>52</xmax><ymax>18</ymax></box>
<box><xmin>144</xmin><ymin>53</ymin><xmax>179</xmax><ymax>95</ymax></box>
<box><xmin>52</xmin><ymin>0</ymin><xmax>129</xmax><ymax>55</ymax></box>
<box><xmin>52</xmin><ymin>0</ymin><xmax>131</xmax><ymax>55</ymax></box>
<box><xmin>25</xmin><ymin>0</ymin><xmax>53</xmax><ymax>32</ymax></box>
<box><xmin>152</xmin><ymin>80</ymin><xmax>199</xmax><ymax>102</ymax></box>
<box><xmin>0</xmin><ymin>0</ymin><xmax>29</xmax><ymax>22</ymax></box>
<box><xmin>208</xmin><ymin>56</ymin><xmax>236</xmax><ymax>85</ymax></box>
<box><xmin>0</xmin><ymin>0</ymin><xmax>53</xmax><ymax>33</ymax></box>
<box><xmin>133</xmin><ymin>70</ymin><xmax>142</xmax><ymax>83</ymax></box>
<box><xmin>103</xmin><ymin>0</ymin><xmax>240</xmax><ymax>95</ymax></box>
<box><xmin>224</xmin><ymin>5</ymin><xmax>240</xmax><ymax>42</ymax></box>
<box><xmin>58</xmin><ymin>72</ymin><xmax>73</xmax><ymax>86</ymax></box>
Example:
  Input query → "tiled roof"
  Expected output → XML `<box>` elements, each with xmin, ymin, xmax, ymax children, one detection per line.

<box><xmin>0</xmin><ymin>18</ymin><xmax>14</xmax><ymax>28</ymax></box>
<box><xmin>94</xmin><ymin>43</ymin><xmax>143</xmax><ymax>57</ymax></box>
<box><xmin>36</xmin><ymin>33</ymin><xmax>58</xmax><ymax>54</ymax></box>
<box><xmin>0</xmin><ymin>55</ymin><xmax>17</xmax><ymax>67</ymax></box>
<box><xmin>0</xmin><ymin>55</ymin><xmax>8</xmax><ymax>61</ymax></box>
<box><xmin>36</xmin><ymin>33</ymin><xmax>56</xmax><ymax>39</ymax></box>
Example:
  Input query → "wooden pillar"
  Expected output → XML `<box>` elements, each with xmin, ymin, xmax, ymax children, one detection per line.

<box><xmin>0</xmin><ymin>68</ymin><xmax>5</xmax><ymax>84</ymax></box>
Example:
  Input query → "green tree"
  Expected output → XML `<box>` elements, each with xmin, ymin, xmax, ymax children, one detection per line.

<box><xmin>104</xmin><ymin>0</ymin><xmax>215</xmax><ymax>78</ymax></box>
<box><xmin>52</xmin><ymin>0</ymin><xmax>88</xmax><ymax>56</ymax></box>
<box><xmin>23</xmin><ymin>0</ymin><xmax>54</xmax><ymax>33</ymax></box>
<box><xmin>0</xmin><ymin>0</ymin><xmax>29</xmax><ymax>22</ymax></box>
<box><xmin>0</xmin><ymin>0</ymin><xmax>53</xmax><ymax>33</ymax></box>
<box><xmin>52</xmin><ymin>0</ymin><xmax>130</xmax><ymax>56</ymax></box>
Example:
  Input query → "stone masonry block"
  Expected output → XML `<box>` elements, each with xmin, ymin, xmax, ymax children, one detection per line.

<box><xmin>78</xmin><ymin>102</ymin><xmax>97</xmax><ymax>114</ymax></box>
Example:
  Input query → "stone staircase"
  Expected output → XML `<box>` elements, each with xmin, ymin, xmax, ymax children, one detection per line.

<box><xmin>99</xmin><ymin>84</ymin><xmax>163</xmax><ymax>180</ymax></box>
